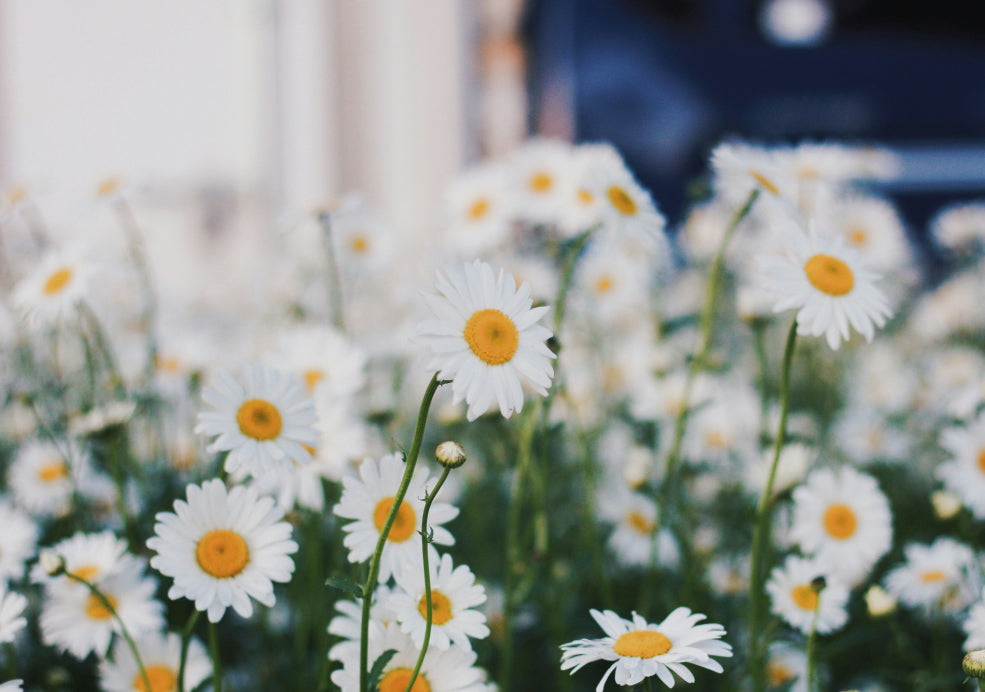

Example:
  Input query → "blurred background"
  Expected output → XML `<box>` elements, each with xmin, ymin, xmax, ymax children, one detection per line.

<box><xmin>1</xmin><ymin>0</ymin><xmax>984</xmax><ymax>259</ymax></box>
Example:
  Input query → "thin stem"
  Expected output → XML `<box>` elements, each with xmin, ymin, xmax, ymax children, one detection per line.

<box><xmin>358</xmin><ymin>374</ymin><xmax>443</xmax><ymax>692</ymax></box>
<box><xmin>77</xmin><ymin>301</ymin><xmax>126</xmax><ymax>397</ymax></box>
<box><xmin>64</xmin><ymin>572</ymin><xmax>151</xmax><ymax>692</ymax></box>
<box><xmin>210</xmin><ymin>619</ymin><xmax>222</xmax><ymax>692</ymax></box>
<box><xmin>747</xmin><ymin>319</ymin><xmax>798</xmax><ymax>692</ymax></box>
<box><xmin>806</xmin><ymin>617</ymin><xmax>818</xmax><ymax>692</ymax></box>
<box><xmin>178</xmin><ymin>608</ymin><xmax>201</xmax><ymax>692</ymax></box>
<box><xmin>113</xmin><ymin>198</ymin><xmax>158</xmax><ymax>385</ymax></box>
<box><xmin>403</xmin><ymin>465</ymin><xmax>452</xmax><ymax>692</ymax></box>
<box><xmin>551</xmin><ymin>228</ymin><xmax>593</xmax><ymax>339</ymax></box>
<box><xmin>317</xmin><ymin>212</ymin><xmax>345</xmax><ymax>330</ymax></box>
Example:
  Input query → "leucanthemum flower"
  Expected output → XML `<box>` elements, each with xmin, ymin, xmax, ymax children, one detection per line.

<box><xmin>884</xmin><ymin>537</ymin><xmax>977</xmax><ymax>614</ymax></box>
<box><xmin>387</xmin><ymin>552</ymin><xmax>489</xmax><ymax>652</ymax></box>
<box><xmin>560</xmin><ymin>607</ymin><xmax>732</xmax><ymax>690</ymax></box>
<box><xmin>790</xmin><ymin>466</ymin><xmax>892</xmax><ymax>586</ymax></box>
<box><xmin>963</xmin><ymin>601</ymin><xmax>985</xmax><ymax>651</ymax></box>
<box><xmin>0</xmin><ymin>586</ymin><xmax>27</xmax><ymax>643</ymax></box>
<box><xmin>443</xmin><ymin>161</ymin><xmax>515</xmax><ymax>255</ymax></box>
<box><xmin>596</xmin><ymin>484</ymin><xmax>679</xmax><ymax>569</ymax></box>
<box><xmin>99</xmin><ymin>630</ymin><xmax>211</xmax><ymax>692</ymax></box>
<box><xmin>0</xmin><ymin>501</ymin><xmax>38</xmax><ymax>584</ymax></box>
<box><xmin>196</xmin><ymin>365</ymin><xmax>319</xmax><ymax>477</ymax></box>
<box><xmin>12</xmin><ymin>247</ymin><xmax>94</xmax><ymax>329</ymax></box>
<box><xmin>267</xmin><ymin>325</ymin><xmax>367</xmax><ymax>402</ymax></box>
<box><xmin>417</xmin><ymin>259</ymin><xmax>555</xmax><ymax>421</ymax></box>
<box><xmin>32</xmin><ymin>530</ymin><xmax>134</xmax><ymax>588</ymax></box>
<box><xmin>334</xmin><ymin>453</ymin><xmax>458</xmax><ymax>583</ymax></box>
<box><xmin>509</xmin><ymin>138</ymin><xmax>574</xmax><ymax>225</ymax></box>
<box><xmin>327</xmin><ymin>585</ymin><xmax>398</xmax><ymax>663</ymax></box>
<box><xmin>766</xmin><ymin>641</ymin><xmax>808</xmax><ymax>692</ymax></box>
<box><xmin>582</xmin><ymin>152</ymin><xmax>667</xmax><ymax>257</ymax></box>
<box><xmin>765</xmin><ymin>555</ymin><xmax>849</xmax><ymax>635</ymax></box>
<box><xmin>147</xmin><ymin>479</ymin><xmax>298</xmax><ymax>623</ymax></box>
<box><xmin>936</xmin><ymin>411</ymin><xmax>985</xmax><ymax>520</ymax></box>
<box><xmin>760</xmin><ymin>224</ymin><xmax>892</xmax><ymax>349</ymax></box>
<box><xmin>8</xmin><ymin>439</ymin><xmax>88</xmax><ymax>517</ymax></box>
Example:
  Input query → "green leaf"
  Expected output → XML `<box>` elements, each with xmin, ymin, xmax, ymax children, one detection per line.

<box><xmin>367</xmin><ymin>648</ymin><xmax>398</xmax><ymax>689</ymax></box>
<box><xmin>324</xmin><ymin>577</ymin><xmax>363</xmax><ymax>598</ymax></box>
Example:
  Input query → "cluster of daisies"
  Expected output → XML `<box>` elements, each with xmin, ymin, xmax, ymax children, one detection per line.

<box><xmin>0</xmin><ymin>135</ymin><xmax>984</xmax><ymax>692</ymax></box>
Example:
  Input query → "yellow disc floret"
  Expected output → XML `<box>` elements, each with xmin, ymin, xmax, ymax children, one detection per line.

<box><xmin>607</xmin><ymin>186</ymin><xmax>638</xmax><ymax>216</ymax></box>
<box><xmin>236</xmin><ymin>399</ymin><xmax>283</xmax><ymax>441</ymax></box>
<box><xmin>133</xmin><ymin>665</ymin><xmax>178</xmax><ymax>692</ymax></box>
<box><xmin>373</xmin><ymin>497</ymin><xmax>417</xmax><ymax>543</ymax></box>
<box><xmin>463</xmin><ymin>309</ymin><xmax>519</xmax><ymax>366</ymax></box>
<box><xmin>43</xmin><ymin>268</ymin><xmax>73</xmax><ymax>296</ymax></box>
<box><xmin>791</xmin><ymin>584</ymin><xmax>819</xmax><ymax>611</ymax></box>
<box><xmin>196</xmin><ymin>529</ymin><xmax>250</xmax><ymax>578</ymax></box>
<box><xmin>613</xmin><ymin>630</ymin><xmax>672</xmax><ymax>658</ymax></box>
<box><xmin>822</xmin><ymin>503</ymin><xmax>858</xmax><ymax>540</ymax></box>
<box><xmin>418</xmin><ymin>589</ymin><xmax>454</xmax><ymax>625</ymax></box>
<box><xmin>530</xmin><ymin>172</ymin><xmax>553</xmax><ymax>193</ymax></box>
<box><xmin>85</xmin><ymin>593</ymin><xmax>118</xmax><ymax>620</ymax></box>
<box><xmin>804</xmin><ymin>254</ymin><xmax>855</xmax><ymax>296</ymax></box>
<box><xmin>468</xmin><ymin>198</ymin><xmax>490</xmax><ymax>220</ymax></box>
<box><xmin>378</xmin><ymin>668</ymin><xmax>431</xmax><ymax>692</ymax></box>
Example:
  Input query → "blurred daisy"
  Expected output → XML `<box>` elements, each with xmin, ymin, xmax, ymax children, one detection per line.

<box><xmin>40</xmin><ymin>562</ymin><xmax>164</xmax><ymax>659</ymax></box>
<box><xmin>334</xmin><ymin>453</ymin><xmax>458</xmax><ymax>584</ymax></box>
<box><xmin>147</xmin><ymin>479</ymin><xmax>298</xmax><ymax>623</ymax></box>
<box><xmin>327</xmin><ymin>585</ymin><xmax>398</xmax><ymax>663</ymax></box>
<box><xmin>0</xmin><ymin>501</ymin><xmax>38</xmax><ymax>584</ymax></box>
<box><xmin>790</xmin><ymin>466</ymin><xmax>892</xmax><ymax>586</ymax></box>
<box><xmin>99</xmin><ymin>631</ymin><xmax>211</xmax><ymax>692</ymax></box>
<box><xmin>33</xmin><ymin>530</ymin><xmax>133</xmax><ymax>588</ymax></box>
<box><xmin>509</xmin><ymin>138</ymin><xmax>574</xmax><ymax>225</ymax></box>
<box><xmin>685</xmin><ymin>378</ymin><xmax>760</xmax><ymax>468</ymax></box>
<box><xmin>571</xmin><ymin>237</ymin><xmax>653</xmax><ymax>324</ymax></box>
<box><xmin>831</xmin><ymin>405</ymin><xmax>909</xmax><ymax>465</ymax></box>
<box><xmin>196</xmin><ymin>365</ymin><xmax>319</xmax><ymax>477</ymax></box>
<box><xmin>963</xmin><ymin>601</ymin><xmax>985</xmax><ymax>651</ymax></box>
<box><xmin>761</xmin><ymin>223</ymin><xmax>892</xmax><ymax>349</ymax></box>
<box><xmin>744</xmin><ymin>443</ymin><xmax>814</xmax><ymax>498</ymax></box>
<box><xmin>560</xmin><ymin>607</ymin><xmax>732</xmax><ymax>690</ymax></box>
<box><xmin>596</xmin><ymin>484</ymin><xmax>679</xmax><ymax>569</ymax></box>
<box><xmin>936</xmin><ymin>412</ymin><xmax>985</xmax><ymax>519</ymax></box>
<box><xmin>765</xmin><ymin>555</ymin><xmax>849</xmax><ymax>634</ymax></box>
<box><xmin>417</xmin><ymin>259</ymin><xmax>555</xmax><ymax>421</ymax></box>
<box><xmin>583</xmin><ymin>152</ymin><xmax>667</xmax><ymax>256</ymax></box>
<box><xmin>267</xmin><ymin>325</ymin><xmax>367</xmax><ymax>402</ymax></box>
<box><xmin>930</xmin><ymin>201</ymin><xmax>985</xmax><ymax>255</ymax></box>
<box><xmin>766</xmin><ymin>641</ymin><xmax>807</xmax><ymax>692</ymax></box>
<box><xmin>387</xmin><ymin>552</ymin><xmax>489</xmax><ymax>652</ymax></box>
<box><xmin>12</xmin><ymin>247</ymin><xmax>93</xmax><ymax>328</ymax></box>
<box><xmin>884</xmin><ymin>537</ymin><xmax>977</xmax><ymax>614</ymax></box>
<box><xmin>0</xmin><ymin>586</ymin><xmax>27</xmax><ymax>643</ymax></box>
<box><xmin>330</xmin><ymin>194</ymin><xmax>397</xmax><ymax>275</ymax></box>
<box><xmin>443</xmin><ymin>161</ymin><xmax>515</xmax><ymax>255</ymax></box>
<box><xmin>825</xmin><ymin>196</ymin><xmax>910</xmax><ymax>275</ymax></box>
<box><xmin>557</xmin><ymin>143</ymin><xmax>617</xmax><ymax>237</ymax></box>
<box><xmin>711</xmin><ymin>142</ymin><xmax>791</xmax><ymax>207</ymax></box>
<box><xmin>0</xmin><ymin>682</ymin><xmax>21</xmax><ymax>692</ymax></box>
<box><xmin>8</xmin><ymin>439</ymin><xmax>86</xmax><ymax>517</ymax></box>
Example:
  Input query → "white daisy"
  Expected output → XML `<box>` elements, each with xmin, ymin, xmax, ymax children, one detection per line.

<box><xmin>930</xmin><ymin>201</ymin><xmax>985</xmax><ymax>255</ymax></box>
<box><xmin>8</xmin><ymin>438</ymin><xmax>87</xmax><ymax>518</ymax></box>
<box><xmin>684</xmin><ymin>377</ymin><xmax>760</xmax><ymax>468</ymax></box>
<box><xmin>443</xmin><ymin>160</ymin><xmax>515</xmax><ymax>255</ymax></box>
<box><xmin>267</xmin><ymin>324</ymin><xmax>367</xmax><ymax>402</ymax></box>
<box><xmin>99</xmin><ymin>630</ymin><xmax>211</xmax><ymax>692</ymax></box>
<box><xmin>760</xmin><ymin>223</ymin><xmax>892</xmax><ymax>349</ymax></box>
<box><xmin>884</xmin><ymin>538</ymin><xmax>977</xmax><ymax>614</ymax></box>
<box><xmin>743</xmin><ymin>443</ymin><xmax>814</xmax><ymax>498</ymax></box>
<box><xmin>40</xmin><ymin>561</ymin><xmax>164</xmax><ymax>659</ymax></box>
<box><xmin>417</xmin><ymin>259</ymin><xmax>555</xmax><ymax>421</ymax></box>
<box><xmin>0</xmin><ymin>501</ymin><xmax>38</xmax><ymax>584</ymax></box>
<box><xmin>0</xmin><ymin>586</ymin><xmax>27</xmax><ymax>643</ymax></box>
<box><xmin>329</xmin><ymin>194</ymin><xmax>397</xmax><ymax>276</ymax></box>
<box><xmin>560</xmin><ymin>607</ymin><xmax>732</xmax><ymax>690</ymax></box>
<box><xmin>766</xmin><ymin>641</ymin><xmax>808</xmax><ymax>692</ymax></box>
<box><xmin>936</xmin><ymin>412</ymin><xmax>985</xmax><ymax>519</ymax></box>
<box><xmin>387</xmin><ymin>552</ymin><xmax>489</xmax><ymax>652</ymax></box>
<box><xmin>822</xmin><ymin>196</ymin><xmax>910</xmax><ymax>275</ymax></box>
<box><xmin>32</xmin><ymin>530</ymin><xmax>134</xmax><ymax>588</ymax></box>
<box><xmin>327</xmin><ymin>585</ymin><xmax>399</xmax><ymax>663</ymax></box>
<box><xmin>831</xmin><ymin>405</ymin><xmax>909</xmax><ymax>465</ymax></box>
<box><xmin>963</xmin><ymin>601</ymin><xmax>985</xmax><ymax>651</ymax></box>
<box><xmin>596</xmin><ymin>484</ymin><xmax>679</xmax><ymax>569</ymax></box>
<box><xmin>195</xmin><ymin>365</ymin><xmax>319</xmax><ymax>477</ymax></box>
<box><xmin>334</xmin><ymin>453</ymin><xmax>458</xmax><ymax>584</ymax></box>
<box><xmin>12</xmin><ymin>246</ymin><xmax>94</xmax><ymax>329</ymax></box>
<box><xmin>789</xmin><ymin>466</ymin><xmax>892</xmax><ymax>586</ymax></box>
<box><xmin>147</xmin><ymin>479</ymin><xmax>299</xmax><ymax>623</ymax></box>
<box><xmin>710</xmin><ymin>142</ymin><xmax>793</xmax><ymax>208</ymax></box>
<box><xmin>508</xmin><ymin>138</ymin><xmax>575</xmax><ymax>225</ymax></box>
<box><xmin>557</xmin><ymin>143</ymin><xmax>618</xmax><ymax>237</ymax></box>
<box><xmin>765</xmin><ymin>555</ymin><xmax>849</xmax><ymax>635</ymax></box>
<box><xmin>0</xmin><ymin>681</ymin><xmax>21</xmax><ymax>692</ymax></box>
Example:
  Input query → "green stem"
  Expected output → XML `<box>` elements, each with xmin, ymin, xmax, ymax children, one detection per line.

<box><xmin>551</xmin><ymin>228</ymin><xmax>593</xmax><ymax>339</ymax></box>
<box><xmin>317</xmin><ymin>212</ymin><xmax>345</xmax><ymax>330</ymax></box>
<box><xmin>64</xmin><ymin>572</ymin><xmax>151</xmax><ymax>692</ymax></box>
<box><xmin>210</xmin><ymin>620</ymin><xmax>222</xmax><ymax>692</ymax></box>
<box><xmin>77</xmin><ymin>301</ymin><xmax>126</xmax><ymax>397</ymax></box>
<box><xmin>747</xmin><ymin>319</ymin><xmax>798</xmax><ymax>692</ymax></box>
<box><xmin>178</xmin><ymin>608</ymin><xmax>201</xmax><ymax>692</ymax></box>
<box><xmin>113</xmin><ymin>198</ymin><xmax>158</xmax><ymax>385</ymax></box>
<box><xmin>806</xmin><ymin>601</ymin><xmax>821</xmax><ymax>692</ymax></box>
<box><xmin>403</xmin><ymin>465</ymin><xmax>452</xmax><ymax>692</ymax></box>
<box><xmin>358</xmin><ymin>374</ymin><xmax>443</xmax><ymax>692</ymax></box>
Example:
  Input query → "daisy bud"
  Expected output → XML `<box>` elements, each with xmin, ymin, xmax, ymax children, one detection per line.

<box><xmin>810</xmin><ymin>576</ymin><xmax>827</xmax><ymax>594</ymax></box>
<box><xmin>864</xmin><ymin>585</ymin><xmax>897</xmax><ymax>617</ymax></box>
<box><xmin>39</xmin><ymin>549</ymin><xmax>66</xmax><ymax>577</ymax></box>
<box><xmin>931</xmin><ymin>490</ymin><xmax>963</xmax><ymax>520</ymax></box>
<box><xmin>436</xmin><ymin>441</ymin><xmax>467</xmax><ymax>469</ymax></box>
<box><xmin>963</xmin><ymin>649</ymin><xmax>985</xmax><ymax>679</ymax></box>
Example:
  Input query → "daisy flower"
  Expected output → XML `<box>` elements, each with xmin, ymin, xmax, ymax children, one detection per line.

<box><xmin>823</xmin><ymin>196</ymin><xmax>910</xmax><ymax>275</ymax></box>
<box><xmin>766</xmin><ymin>641</ymin><xmax>808</xmax><ymax>692</ymax></box>
<box><xmin>930</xmin><ymin>201</ymin><xmax>985</xmax><ymax>255</ymax></box>
<box><xmin>267</xmin><ymin>324</ymin><xmax>367</xmax><ymax>402</ymax></box>
<box><xmin>963</xmin><ymin>601</ymin><xmax>985</xmax><ymax>651</ymax></box>
<box><xmin>329</xmin><ymin>194</ymin><xmax>397</xmax><ymax>276</ymax></box>
<box><xmin>327</xmin><ymin>585</ymin><xmax>399</xmax><ymax>663</ymax></box>
<box><xmin>387</xmin><ymin>552</ymin><xmax>489</xmax><ymax>652</ymax></box>
<box><xmin>760</xmin><ymin>223</ymin><xmax>892</xmax><ymax>349</ymax></box>
<box><xmin>32</xmin><ymin>530</ymin><xmax>133</xmax><ymax>587</ymax></box>
<box><xmin>99</xmin><ymin>631</ymin><xmax>211</xmax><ymax>692</ymax></box>
<box><xmin>147</xmin><ymin>479</ymin><xmax>299</xmax><ymax>622</ymax></box>
<box><xmin>560</xmin><ymin>607</ymin><xmax>732</xmax><ymax>690</ymax></box>
<box><xmin>765</xmin><ymin>555</ymin><xmax>849</xmax><ymax>635</ymax></box>
<box><xmin>0</xmin><ymin>501</ymin><xmax>38</xmax><ymax>584</ymax></box>
<box><xmin>442</xmin><ymin>161</ymin><xmax>515</xmax><ymax>255</ymax></box>
<box><xmin>711</xmin><ymin>142</ymin><xmax>792</xmax><ymax>207</ymax></box>
<box><xmin>885</xmin><ymin>538</ymin><xmax>977</xmax><ymax>614</ymax></box>
<box><xmin>596</xmin><ymin>484</ymin><xmax>679</xmax><ymax>569</ymax></box>
<box><xmin>8</xmin><ymin>439</ymin><xmax>87</xmax><ymax>517</ymax></box>
<box><xmin>0</xmin><ymin>682</ymin><xmax>21</xmax><ymax>692</ymax></box>
<box><xmin>40</xmin><ymin>562</ymin><xmax>164</xmax><ymax>659</ymax></box>
<box><xmin>12</xmin><ymin>246</ymin><xmax>94</xmax><ymax>328</ymax></box>
<box><xmin>789</xmin><ymin>466</ymin><xmax>892</xmax><ymax>586</ymax></box>
<box><xmin>334</xmin><ymin>453</ymin><xmax>458</xmax><ymax>583</ymax></box>
<box><xmin>417</xmin><ymin>259</ymin><xmax>555</xmax><ymax>421</ymax></box>
<box><xmin>508</xmin><ymin>138</ymin><xmax>574</xmax><ymax>225</ymax></box>
<box><xmin>0</xmin><ymin>586</ymin><xmax>28</xmax><ymax>643</ymax></box>
<box><xmin>195</xmin><ymin>365</ymin><xmax>319</xmax><ymax>477</ymax></box>
<box><xmin>936</xmin><ymin>412</ymin><xmax>985</xmax><ymax>519</ymax></box>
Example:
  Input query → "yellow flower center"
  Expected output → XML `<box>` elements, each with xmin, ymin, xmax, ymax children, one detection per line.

<box><xmin>749</xmin><ymin>169</ymin><xmax>780</xmax><ymax>195</ymax></box>
<box><xmin>577</xmin><ymin>189</ymin><xmax>594</xmax><ymax>205</ymax></box>
<box><xmin>920</xmin><ymin>570</ymin><xmax>947</xmax><ymax>583</ymax></box>
<box><xmin>155</xmin><ymin>355</ymin><xmax>182</xmax><ymax>373</ymax></box>
<box><xmin>804</xmin><ymin>254</ymin><xmax>855</xmax><ymax>296</ymax></box>
<box><xmin>373</xmin><ymin>497</ymin><xmax>417</xmax><ymax>543</ymax></box>
<box><xmin>235</xmin><ymin>399</ymin><xmax>283</xmax><ymax>441</ymax></box>
<box><xmin>195</xmin><ymin>529</ymin><xmax>250</xmax><ymax>578</ymax></box>
<box><xmin>303</xmin><ymin>369</ymin><xmax>325</xmax><ymax>393</ymax></box>
<box><xmin>7</xmin><ymin>185</ymin><xmax>28</xmax><ymax>205</ymax></box>
<box><xmin>133</xmin><ymin>665</ymin><xmax>178</xmax><ymax>692</ymax></box>
<box><xmin>96</xmin><ymin>177</ymin><xmax>121</xmax><ymax>198</ymax></box>
<box><xmin>529</xmin><ymin>172</ymin><xmax>553</xmax><ymax>193</ymax></box>
<box><xmin>38</xmin><ymin>460</ymin><xmax>68</xmax><ymax>483</ymax></box>
<box><xmin>70</xmin><ymin>565</ymin><xmax>99</xmax><ymax>583</ymax></box>
<box><xmin>350</xmin><ymin>235</ymin><xmax>369</xmax><ymax>254</ymax></box>
<box><xmin>378</xmin><ymin>668</ymin><xmax>430</xmax><ymax>692</ymax></box>
<box><xmin>612</xmin><ymin>630</ymin><xmax>672</xmax><ymax>658</ymax></box>
<box><xmin>626</xmin><ymin>510</ymin><xmax>654</xmax><ymax>535</ymax></box>
<box><xmin>791</xmin><ymin>584</ymin><xmax>819</xmax><ymax>611</ymax></box>
<box><xmin>704</xmin><ymin>430</ymin><xmax>727</xmax><ymax>449</ymax></box>
<box><xmin>468</xmin><ymin>198</ymin><xmax>490</xmax><ymax>221</ymax></box>
<box><xmin>822</xmin><ymin>503</ymin><xmax>858</xmax><ymax>539</ymax></box>
<box><xmin>977</xmin><ymin>449</ymin><xmax>985</xmax><ymax>476</ymax></box>
<box><xmin>85</xmin><ymin>593</ymin><xmax>118</xmax><ymax>620</ymax></box>
<box><xmin>43</xmin><ymin>268</ymin><xmax>73</xmax><ymax>296</ymax></box>
<box><xmin>768</xmin><ymin>661</ymin><xmax>795</xmax><ymax>687</ymax></box>
<box><xmin>848</xmin><ymin>228</ymin><xmax>868</xmax><ymax>247</ymax></box>
<box><xmin>417</xmin><ymin>589</ymin><xmax>454</xmax><ymax>625</ymax></box>
<box><xmin>594</xmin><ymin>276</ymin><xmax>615</xmax><ymax>294</ymax></box>
<box><xmin>463</xmin><ymin>308</ymin><xmax>519</xmax><ymax>366</ymax></box>
<box><xmin>607</xmin><ymin>186</ymin><xmax>637</xmax><ymax>216</ymax></box>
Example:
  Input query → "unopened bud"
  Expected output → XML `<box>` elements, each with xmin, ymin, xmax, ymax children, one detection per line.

<box><xmin>864</xmin><ymin>585</ymin><xmax>897</xmax><ymax>617</ymax></box>
<box><xmin>39</xmin><ymin>549</ymin><xmax>66</xmax><ymax>577</ymax></box>
<box><xmin>810</xmin><ymin>576</ymin><xmax>827</xmax><ymax>594</ymax></box>
<box><xmin>435</xmin><ymin>441</ymin><xmax>467</xmax><ymax>469</ymax></box>
<box><xmin>963</xmin><ymin>649</ymin><xmax>985</xmax><ymax>679</ymax></box>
